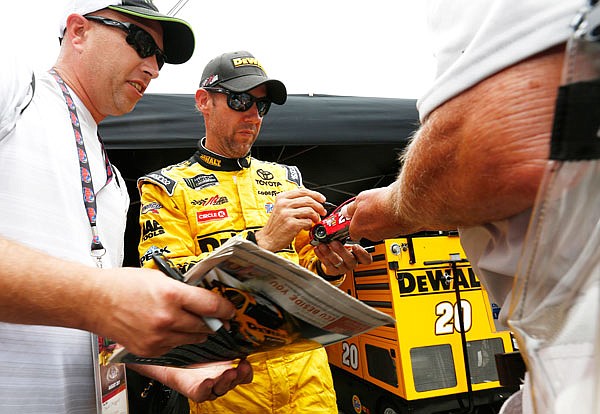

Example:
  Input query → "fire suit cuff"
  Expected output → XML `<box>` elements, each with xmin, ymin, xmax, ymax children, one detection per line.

<box><xmin>246</xmin><ymin>231</ymin><xmax>258</xmax><ymax>245</ymax></box>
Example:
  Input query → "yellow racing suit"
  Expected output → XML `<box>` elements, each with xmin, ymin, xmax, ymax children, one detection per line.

<box><xmin>137</xmin><ymin>141</ymin><xmax>338</xmax><ymax>413</ymax></box>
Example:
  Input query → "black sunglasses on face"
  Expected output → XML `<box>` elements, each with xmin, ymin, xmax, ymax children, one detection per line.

<box><xmin>85</xmin><ymin>15</ymin><xmax>166</xmax><ymax>70</ymax></box>
<box><xmin>204</xmin><ymin>87</ymin><xmax>272</xmax><ymax>117</ymax></box>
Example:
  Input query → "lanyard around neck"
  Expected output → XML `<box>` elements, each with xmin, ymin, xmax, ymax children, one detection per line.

<box><xmin>49</xmin><ymin>68</ymin><xmax>114</xmax><ymax>268</ymax></box>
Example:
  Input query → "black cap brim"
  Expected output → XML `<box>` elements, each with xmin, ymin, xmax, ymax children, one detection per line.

<box><xmin>109</xmin><ymin>5</ymin><xmax>195</xmax><ymax>64</ymax></box>
<box><xmin>220</xmin><ymin>76</ymin><xmax>287</xmax><ymax>105</ymax></box>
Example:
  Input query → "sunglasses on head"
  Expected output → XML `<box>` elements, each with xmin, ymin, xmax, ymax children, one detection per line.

<box><xmin>204</xmin><ymin>87</ymin><xmax>272</xmax><ymax>117</ymax></box>
<box><xmin>85</xmin><ymin>15</ymin><xmax>166</xmax><ymax>70</ymax></box>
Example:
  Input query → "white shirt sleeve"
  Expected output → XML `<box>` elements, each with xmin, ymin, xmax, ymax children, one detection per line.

<box><xmin>417</xmin><ymin>0</ymin><xmax>584</xmax><ymax>122</ymax></box>
<box><xmin>0</xmin><ymin>54</ymin><xmax>36</xmax><ymax>141</ymax></box>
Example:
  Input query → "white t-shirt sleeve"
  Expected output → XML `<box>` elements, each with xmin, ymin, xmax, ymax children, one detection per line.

<box><xmin>417</xmin><ymin>0</ymin><xmax>584</xmax><ymax>122</ymax></box>
<box><xmin>0</xmin><ymin>55</ymin><xmax>36</xmax><ymax>141</ymax></box>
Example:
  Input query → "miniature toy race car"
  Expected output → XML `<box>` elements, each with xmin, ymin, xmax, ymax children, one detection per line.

<box><xmin>213</xmin><ymin>284</ymin><xmax>296</xmax><ymax>349</ymax></box>
<box><xmin>310</xmin><ymin>197</ymin><xmax>355</xmax><ymax>246</ymax></box>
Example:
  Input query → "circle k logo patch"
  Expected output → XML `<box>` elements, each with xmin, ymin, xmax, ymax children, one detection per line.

<box><xmin>197</xmin><ymin>208</ymin><xmax>229</xmax><ymax>223</ymax></box>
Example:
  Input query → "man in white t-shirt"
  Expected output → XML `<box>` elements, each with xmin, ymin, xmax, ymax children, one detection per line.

<box><xmin>346</xmin><ymin>1</ymin><xmax>590</xmax><ymax>413</ymax></box>
<box><xmin>0</xmin><ymin>1</ymin><xmax>251</xmax><ymax>412</ymax></box>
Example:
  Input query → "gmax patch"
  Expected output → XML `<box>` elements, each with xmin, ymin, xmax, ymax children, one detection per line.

<box><xmin>141</xmin><ymin>202</ymin><xmax>163</xmax><ymax>214</ymax></box>
<box><xmin>197</xmin><ymin>208</ymin><xmax>228</xmax><ymax>223</ymax></box>
<box><xmin>184</xmin><ymin>173</ymin><xmax>219</xmax><ymax>190</ymax></box>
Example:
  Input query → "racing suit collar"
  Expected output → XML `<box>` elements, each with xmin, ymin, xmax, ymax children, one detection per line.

<box><xmin>194</xmin><ymin>137</ymin><xmax>252</xmax><ymax>171</ymax></box>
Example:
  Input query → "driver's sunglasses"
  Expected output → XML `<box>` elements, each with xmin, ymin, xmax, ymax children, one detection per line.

<box><xmin>204</xmin><ymin>87</ymin><xmax>272</xmax><ymax>117</ymax></box>
<box><xmin>85</xmin><ymin>15</ymin><xmax>166</xmax><ymax>70</ymax></box>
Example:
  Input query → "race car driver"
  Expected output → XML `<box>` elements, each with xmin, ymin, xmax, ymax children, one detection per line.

<box><xmin>137</xmin><ymin>50</ymin><xmax>372</xmax><ymax>413</ymax></box>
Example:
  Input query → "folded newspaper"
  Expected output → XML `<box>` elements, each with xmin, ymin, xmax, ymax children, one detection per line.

<box><xmin>109</xmin><ymin>237</ymin><xmax>395</xmax><ymax>367</ymax></box>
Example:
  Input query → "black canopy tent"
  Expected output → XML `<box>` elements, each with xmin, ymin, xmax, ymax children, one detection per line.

<box><xmin>99</xmin><ymin>93</ymin><xmax>419</xmax><ymax>266</ymax></box>
<box><xmin>101</xmin><ymin>93</ymin><xmax>418</xmax><ymax>147</ymax></box>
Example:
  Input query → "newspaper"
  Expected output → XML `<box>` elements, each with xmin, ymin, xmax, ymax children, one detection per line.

<box><xmin>109</xmin><ymin>237</ymin><xmax>395</xmax><ymax>367</ymax></box>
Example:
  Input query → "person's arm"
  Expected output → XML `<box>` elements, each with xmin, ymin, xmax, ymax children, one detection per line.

<box><xmin>130</xmin><ymin>360</ymin><xmax>253</xmax><ymax>402</ymax></box>
<box><xmin>253</xmin><ymin>188</ymin><xmax>327</xmax><ymax>253</ymax></box>
<box><xmin>348</xmin><ymin>45</ymin><xmax>565</xmax><ymax>241</ymax></box>
<box><xmin>252</xmin><ymin>186</ymin><xmax>372</xmax><ymax>276</ymax></box>
<box><xmin>0</xmin><ymin>236</ymin><xmax>235</xmax><ymax>358</ymax></box>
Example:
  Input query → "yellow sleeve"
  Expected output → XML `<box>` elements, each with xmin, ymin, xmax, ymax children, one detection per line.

<box><xmin>138</xmin><ymin>181</ymin><xmax>212</xmax><ymax>273</ymax></box>
<box><xmin>295</xmin><ymin>229</ymin><xmax>346</xmax><ymax>287</ymax></box>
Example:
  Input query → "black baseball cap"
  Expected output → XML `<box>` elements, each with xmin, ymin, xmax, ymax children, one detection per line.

<box><xmin>199</xmin><ymin>51</ymin><xmax>287</xmax><ymax>104</ymax></box>
<box><xmin>59</xmin><ymin>0</ymin><xmax>195</xmax><ymax>64</ymax></box>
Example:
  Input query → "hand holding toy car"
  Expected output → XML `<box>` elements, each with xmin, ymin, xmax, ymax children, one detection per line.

<box><xmin>255</xmin><ymin>188</ymin><xmax>327</xmax><ymax>253</ymax></box>
<box><xmin>310</xmin><ymin>197</ymin><xmax>373</xmax><ymax>275</ymax></box>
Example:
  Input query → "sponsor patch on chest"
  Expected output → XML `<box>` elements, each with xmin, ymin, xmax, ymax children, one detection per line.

<box><xmin>197</xmin><ymin>208</ymin><xmax>229</xmax><ymax>222</ymax></box>
<box><xmin>184</xmin><ymin>174</ymin><xmax>219</xmax><ymax>190</ymax></box>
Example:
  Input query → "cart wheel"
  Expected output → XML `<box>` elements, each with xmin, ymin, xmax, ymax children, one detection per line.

<box><xmin>379</xmin><ymin>398</ymin><xmax>403</xmax><ymax>414</ymax></box>
<box><xmin>313</xmin><ymin>224</ymin><xmax>328</xmax><ymax>241</ymax></box>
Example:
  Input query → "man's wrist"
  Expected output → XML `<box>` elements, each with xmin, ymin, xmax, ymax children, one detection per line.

<box><xmin>252</xmin><ymin>230</ymin><xmax>277</xmax><ymax>252</ymax></box>
<box><xmin>315</xmin><ymin>260</ymin><xmax>345</xmax><ymax>281</ymax></box>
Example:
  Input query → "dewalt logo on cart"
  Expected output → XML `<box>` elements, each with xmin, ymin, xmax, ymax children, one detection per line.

<box><xmin>396</xmin><ymin>267</ymin><xmax>481</xmax><ymax>296</ymax></box>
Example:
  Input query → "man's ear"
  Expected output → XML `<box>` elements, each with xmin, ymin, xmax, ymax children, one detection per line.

<box><xmin>64</xmin><ymin>14</ymin><xmax>90</xmax><ymax>50</ymax></box>
<box><xmin>195</xmin><ymin>88</ymin><xmax>210</xmax><ymax>111</ymax></box>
